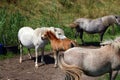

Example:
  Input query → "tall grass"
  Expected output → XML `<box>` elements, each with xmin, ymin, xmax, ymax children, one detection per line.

<box><xmin>0</xmin><ymin>8</ymin><xmax>26</xmax><ymax>45</ymax></box>
<box><xmin>0</xmin><ymin>0</ymin><xmax>120</xmax><ymax>59</ymax></box>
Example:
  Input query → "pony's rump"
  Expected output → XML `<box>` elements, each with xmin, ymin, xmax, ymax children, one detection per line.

<box><xmin>58</xmin><ymin>53</ymin><xmax>82</xmax><ymax>80</ymax></box>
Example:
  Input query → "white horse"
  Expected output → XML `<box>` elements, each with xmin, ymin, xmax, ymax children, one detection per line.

<box><xmin>18</xmin><ymin>26</ymin><xmax>66</xmax><ymax>68</ymax></box>
<box><xmin>69</xmin><ymin>15</ymin><xmax>120</xmax><ymax>44</ymax></box>
<box><xmin>59</xmin><ymin>38</ymin><xmax>120</xmax><ymax>80</ymax></box>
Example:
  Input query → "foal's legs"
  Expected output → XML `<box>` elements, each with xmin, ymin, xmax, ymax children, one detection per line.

<box><xmin>53</xmin><ymin>50</ymin><xmax>59</xmax><ymax>68</ymax></box>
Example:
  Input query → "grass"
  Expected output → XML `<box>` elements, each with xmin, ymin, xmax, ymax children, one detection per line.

<box><xmin>0</xmin><ymin>0</ymin><xmax>120</xmax><ymax>59</ymax></box>
<box><xmin>0</xmin><ymin>52</ymin><xmax>15</xmax><ymax>60</ymax></box>
<box><xmin>99</xmin><ymin>73</ymin><xmax>120</xmax><ymax>80</ymax></box>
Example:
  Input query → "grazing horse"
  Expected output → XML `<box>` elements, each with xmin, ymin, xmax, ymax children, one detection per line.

<box><xmin>41</xmin><ymin>31</ymin><xmax>78</xmax><ymax>67</ymax></box>
<box><xmin>18</xmin><ymin>26</ymin><xmax>66</xmax><ymax>68</ymax></box>
<box><xmin>59</xmin><ymin>39</ymin><xmax>120</xmax><ymax>80</ymax></box>
<box><xmin>69</xmin><ymin>15</ymin><xmax>120</xmax><ymax>44</ymax></box>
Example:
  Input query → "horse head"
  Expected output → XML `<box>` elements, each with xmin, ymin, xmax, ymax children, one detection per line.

<box><xmin>49</xmin><ymin>27</ymin><xmax>66</xmax><ymax>39</ymax></box>
<box><xmin>114</xmin><ymin>15</ymin><xmax>120</xmax><ymax>25</ymax></box>
<box><xmin>41</xmin><ymin>31</ymin><xmax>50</xmax><ymax>40</ymax></box>
<box><xmin>41</xmin><ymin>30</ymin><xmax>58</xmax><ymax>40</ymax></box>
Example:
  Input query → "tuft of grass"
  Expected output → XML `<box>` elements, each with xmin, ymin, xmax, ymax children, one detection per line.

<box><xmin>99</xmin><ymin>73</ymin><xmax>120</xmax><ymax>80</ymax></box>
<box><xmin>0</xmin><ymin>52</ymin><xmax>15</xmax><ymax>60</ymax></box>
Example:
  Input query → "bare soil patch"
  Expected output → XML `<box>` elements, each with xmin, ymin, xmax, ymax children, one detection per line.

<box><xmin>0</xmin><ymin>46</ymin><xmax>106</xmax><ymax>80</ymax></box>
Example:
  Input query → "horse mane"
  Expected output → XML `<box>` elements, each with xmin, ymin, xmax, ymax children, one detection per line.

<box><xmin>46</xmin><ymin>31</ymin><xmax>59</xmax><ymax>40</ymax></box>
<box><xmin>101</xmin><ymin>38</ymin><xmax>120</xmax><ymax>53</ymax></box>
<box><xmin>100</xmin><ymin>39</ymin><xmax>113</xmax><ymax>46</ymax></box>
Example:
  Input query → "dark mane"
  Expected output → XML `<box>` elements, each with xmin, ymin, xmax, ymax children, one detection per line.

<box><xmin>46</xmin><ymin>31</ymin><xmax>59</xmax><ymax>40</ymax></box>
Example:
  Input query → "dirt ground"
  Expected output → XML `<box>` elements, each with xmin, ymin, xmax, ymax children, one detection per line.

<box><xmin>0</xmin><ymin>46</ymin><xmax>109</xmax><ymax>80</ymax></box>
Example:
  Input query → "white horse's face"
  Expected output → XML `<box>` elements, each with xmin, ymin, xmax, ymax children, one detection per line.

<box><xmin>50</xmin><ymin>27</ymin><xmax>66</xmax><ymax>39</ymax></box>
<box><xmin>54</xmin><ymin>30</ymin><xmax>66</xmax><ymax>39</ymax></box>
<box><xmin>115</xmin><ymin>15</ymin><xmax>120</xmax><ymax>25</ymax></box>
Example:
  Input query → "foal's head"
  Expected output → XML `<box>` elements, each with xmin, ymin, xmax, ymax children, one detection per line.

<box><xmin>41</xmin><ymin>31</ymin><xmax>58</xmax><ymax>40</ymax></box>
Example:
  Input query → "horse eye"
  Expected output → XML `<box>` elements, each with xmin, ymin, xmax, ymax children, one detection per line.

<box><xmin>58</xmin><ymin>33</ymin><xmax>61</xmax><ymax>35</ymax></box>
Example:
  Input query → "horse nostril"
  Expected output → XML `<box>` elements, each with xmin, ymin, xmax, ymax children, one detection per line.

<box><xmin>41</xmin><ymin>37</ymin><xmax>44</xmax><ymax>40</ymax></box>
<box><xmin>58</xmin><ymin>33</ymin><xmax>61</xmax><ymax>35</ymax></box>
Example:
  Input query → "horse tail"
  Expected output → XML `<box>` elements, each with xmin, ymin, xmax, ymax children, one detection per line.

<box><xmin>58</xmin><ymin>53</ymin><xmax>82</xmax><ymax>80</ymax></box>
<box><xmin>69</xmin><ymin>23</ymin><xmax>78</xmax><ymax>28</ymax></box>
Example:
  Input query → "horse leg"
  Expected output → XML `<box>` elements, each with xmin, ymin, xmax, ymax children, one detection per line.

<box><xmin>35</xmin><ymin>46</ymin><xmax>39</xmax><ymax>68</ymax></box>
<box><xmin>28</xmin><ymin>48</ymin><xmax>32</xmax><ymax>59</ymax></box>
<box><xmin>79</xmin><ymin>29</ymin><xmax>84</xmax><ymax>44</ymax></box>
<box><xmin>111</xmin><ymin>24</ymin><xmax>115</xmax><ymax>35</ymax></box>
<box><xmin>19</xmin><ymin>42</ymin><xmax>23</xmax><ymax>63</ymax></box>
<box><xmin>109</xmin><ymin>71</ymin><xmax>119</xmax><ymax>80</ymax></box>
<box><xmin>75</xmin><ymin>31</ymin><xmax>79</xmax><ymax>39</ymax></box>
<box><xmin>100</xmin><ymin>32</ymin><xmax>105</xmax><ymax>42</ymax></box>
<box><xmin>54</xmin><ymin>50</ymin><xmax>59</xmax><ymax>68</ymax></box>
<box><xmin>41</xmin><ymin>47</ymin><xmax>45</xmax><ymax>64</ymax></box>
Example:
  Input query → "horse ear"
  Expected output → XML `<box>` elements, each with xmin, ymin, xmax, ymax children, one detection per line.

<box><xmin>115</xmin><ymin>15</ymin><xmax>118</xmax><ymax>19</ymax></box>
<box><xmin>100</xmin><ymin>40</ymin><xmax>113</xmax><ymax>46</ymax></box>
<box><xmin>54</xmin><ymin>28</ymin><xmax>57</xmax><ymax>32</ymax></box>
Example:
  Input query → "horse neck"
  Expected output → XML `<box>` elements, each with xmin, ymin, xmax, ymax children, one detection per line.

<box><xmin>102</xmin><ymin>15</ymin><xmax>116</xmax><ymax>26</ymax></box>
<box><xmin>47</xmin><ymin>32</ymin><xmax>59</xmax><ymax>41</ymax></box>
<box><xmin>104</xmin><ymin>43</ymin><xmax>120</xmax><ymax>54</ymax></box>
<box><xmin>101</xmin><ymin>45</ymin><xmax>115</xmax><ymax>53</ymax></box>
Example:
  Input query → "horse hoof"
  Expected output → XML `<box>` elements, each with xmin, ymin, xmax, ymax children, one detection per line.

<box><xmin>29</xmin><ymin>57</ymin><xmax>32</xmax><ymax>60</ymax></box>
<box><xmin>41</xmin><ymin>61</ymin><xmax>46</xmax><ymax>65</ymax></box>
<box><xmin>54</xmin><ymin>65</ymin><xmax>58</xmax><ymax>68</ymax></box>
<box><xmin>19</xmin><ymin>60</ymin><xmax>22</xmax><ymax>63</ymax></box>
<box><xmin>35</xmin><ymin>64</ymin><xmax>38</xmax><ymax>68</ymax></box>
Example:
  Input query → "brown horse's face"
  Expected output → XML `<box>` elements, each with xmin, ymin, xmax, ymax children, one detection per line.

<box><xmin>41</xmin><ymin>32</ymin><xmax>48</xmax><ymax>40</ymax></box>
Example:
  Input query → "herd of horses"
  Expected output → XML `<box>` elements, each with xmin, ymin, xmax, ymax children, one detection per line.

<box><xmin>18</xmin><ymin>15</ymin><xmax>120</xmax><ymax>80</ymax></box>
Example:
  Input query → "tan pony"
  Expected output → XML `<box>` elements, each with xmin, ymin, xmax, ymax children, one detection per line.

<box><xmin>42</xmin><ymin>31</ymin><xmax>78</xmax><ymax>67</ymax></box>
<box><xmin>59</xmin><ymin>38</ymin><xmax>120</xmax><ymax>80</ymax></box>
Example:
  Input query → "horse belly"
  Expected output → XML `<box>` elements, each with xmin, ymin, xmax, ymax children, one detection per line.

<box><xmin>19</xmin><ymin>33</ymin><xmax>34</xmax><ymax>48</ymax></box>
<box><xmin>18</xmin><ymin>27</ymin><xmax>35</xmax><ymax>48</ymax></box>
<box><xmin>83</xmin><ymin>67</ymin><xmax>110</xmax><ymax>76</ymax></box>
<box><xmin>83</xmin><ymin>58</ymin><xmax>111</xmax><ymax>76</ymax></box>
<box><xmin>85</xmin><ymin>20</ymin><xmax>104</xmax><ymax>33</ymax></box>
<box><xmin>21</xmin><ymin>40</ymin><xmax>34</xmax><ymax>48</ymax></box>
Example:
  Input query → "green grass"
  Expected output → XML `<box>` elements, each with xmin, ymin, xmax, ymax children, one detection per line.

<box><xmin>99</xmin><ymin>73</ymin><xmax>120</xmax><ymax>80</ymax></box>
<box><xmin>0</xmin><ymin>52</ymin><xmax>15</xmax><ymax>60</ymax></box>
